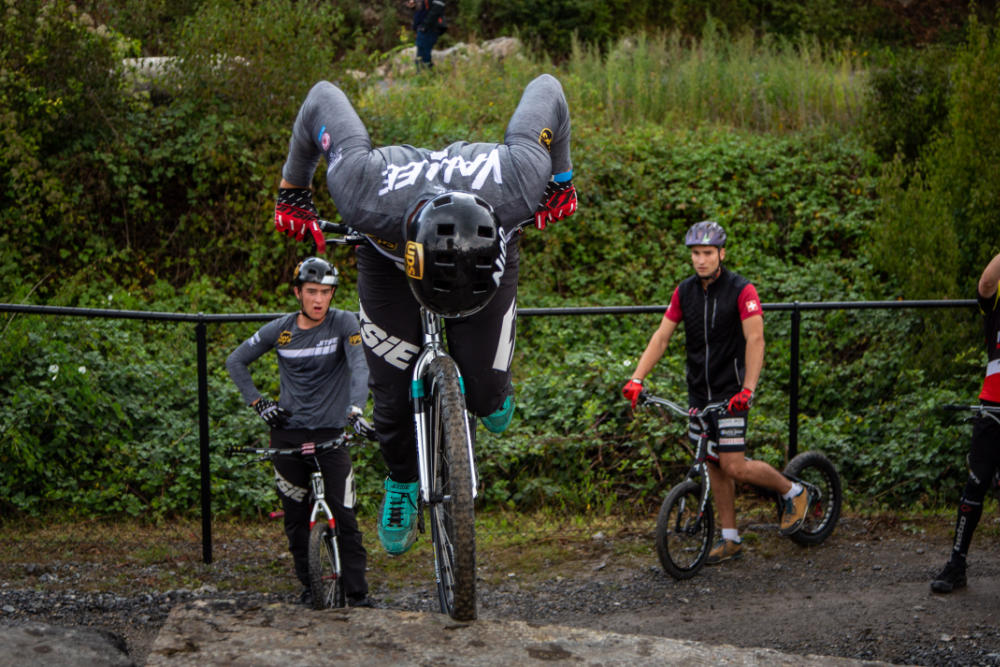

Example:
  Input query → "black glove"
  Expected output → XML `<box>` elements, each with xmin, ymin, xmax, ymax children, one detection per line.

<box><xmin>254</xmin><ymin>398</ymin><xmax>291</xmax><ymax>429</ymax></box>
<box><xmin>347</xmin><ymin>406</ymin><xmax>376</xmax><ymax>440</ymax></box>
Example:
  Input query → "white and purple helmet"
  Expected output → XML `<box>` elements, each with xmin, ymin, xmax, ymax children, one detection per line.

<box><xmin>684</xmin><ymin>220</ymin><xmax>727</xmax><ymax>247</ymax></box>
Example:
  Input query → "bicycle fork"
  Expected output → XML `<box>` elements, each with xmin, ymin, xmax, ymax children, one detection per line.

<box><xmin>690</xmin><ymin>463</ymin><xmax>713</xmax><ymax>533</ymax></box>
<box><xmin>411</xmin><ymin>309</ymin><xmax>478</xmax><ymax>507</ymax></box>
<box><xmin>307</xmin><ymin>470</ymin><xmax>342</xmax><ymax>579</ymax></box>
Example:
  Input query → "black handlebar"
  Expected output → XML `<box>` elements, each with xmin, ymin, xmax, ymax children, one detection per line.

<box><xmin>943</xmin><ymin>404</ymin><xmax>1000</xmax><ymax>412</ymax></box>
<box><xmin>227</xmin><ymin>433</ymin><xmax>360</xmax><ymax>458</ymax></box>
<box><xmin>316</xmin><ymin>216</ymin><xmax>536</xmax><ymax>250</ymax></box>
<box><xmin>638</xmin><ymin>390</ymin><xmax>727</xmax><ymax>419</ymax></box>
<box><xmin>317</xmin><ymin>219</ymin><xmax>368</xmax><ymax>246</ymax></box>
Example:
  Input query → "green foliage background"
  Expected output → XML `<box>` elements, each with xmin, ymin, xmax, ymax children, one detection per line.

<box><xmin>1</xmin><ymin>0</ymin><xmax>998</xmax><ymax>520</ymax></box>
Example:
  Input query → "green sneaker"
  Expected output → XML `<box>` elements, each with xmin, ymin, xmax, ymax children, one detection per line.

<box><xmin>481</xmin><ymin>395</ymin><xmax>514</xmax><ymax>434</ymax></box>
<box><xmin>378</xmin><ymin>478</ymin><xmax>419</xmax><ymax>555</ymax></box>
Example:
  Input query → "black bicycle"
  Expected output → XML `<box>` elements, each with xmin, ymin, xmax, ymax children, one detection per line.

<box><xmin>640</xmin><ymin>390</ymin><xmax>843</xmax><ymax>580</ymax></box>
<box><xmin>229</xmin><ymin>428</ymin><xmax>374</xmax><ymax>609</ymax></box>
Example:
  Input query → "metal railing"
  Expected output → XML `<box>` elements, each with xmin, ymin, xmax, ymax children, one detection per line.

<box><xmin>0</xmin><ymin>298</ymin><xmax>978</xmax><ymax>562</ymax></box>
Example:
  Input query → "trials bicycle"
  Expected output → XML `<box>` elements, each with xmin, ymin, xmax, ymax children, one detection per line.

<box><xmin>640</xmin><ymin>390</ymin><xmax>843</xmax><ymax>580</ymax></box>
<box><xmin>229</xmin><ymin>427</ymin><xmax>375</xmax><ymax>609</ymax></box>
<box><xmin>320</xmin><ymin>219</ymin><xmax>521</xmax><ymax>621</ymax></box>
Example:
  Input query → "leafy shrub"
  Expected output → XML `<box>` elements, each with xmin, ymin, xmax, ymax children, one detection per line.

<box><xmin>862</xmin><ymin>46</ymin><xmax>952</xmax><ymax>163</ymax></box>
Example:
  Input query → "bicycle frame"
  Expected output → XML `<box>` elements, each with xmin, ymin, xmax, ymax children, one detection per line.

<box><xmin>642</xmin><ymin>393</ymin><xmax>725</xmax><ymax>529</ymax></box>
<box><xmin>232</xmin><ymin>437</ymin><xmax>350</xmax><ymax>526</ymax></box>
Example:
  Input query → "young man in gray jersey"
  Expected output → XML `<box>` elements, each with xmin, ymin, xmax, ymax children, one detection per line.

<box><xmin>226</xmin><ymin>257</ymin><xmax>372</xmax><ymax>606</ymax></box>
<box><xmin>271</xmin><ymin>74</ymin><xmax>578</xmax><ymax>556</ymax></box>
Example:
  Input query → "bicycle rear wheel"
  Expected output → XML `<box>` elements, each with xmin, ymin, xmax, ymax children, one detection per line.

<box><xmin>308</xmin><ymin>522</ymin><xmax>346</xmax><ymax>609</ymax></box>
<box><xmin>783</xmin><ymin>451</ymin><xmax>842</xmax><ymax>546</ymax></box>
<box><xmin>655</xmin><ymin>480</ymin><xmax>714</xmax><ymax>580</ymax></box>
<box><xmin>426</xmin><ymin>356</ymin><xmax>477</xmax><ymax>621</ymax></box>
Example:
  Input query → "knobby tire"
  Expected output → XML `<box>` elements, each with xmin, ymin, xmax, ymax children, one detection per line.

<box><xmin>655</xmin><ymin>479</ymin><xmax>714</xmax><ymax>580</ymax></box>
<box><xmin>308</xmin><ymin>522</ymin><xmax>345</xmax><ymax>609</ymax></box>
<box><xmin>426</xmin><ymin>356</ymin><xmax>477</xmax><ymax>621</ymax></box>
<box><xmin>783</xmin><ymin>451</ymin><xmax>842</xmax><ymax>546</ymax></box>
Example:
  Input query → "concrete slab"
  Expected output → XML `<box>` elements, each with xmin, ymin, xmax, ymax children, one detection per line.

<box><xmin>146</xmin><ymin>599</ymin><xmax>893</xmax><ymax>666</ymax></box>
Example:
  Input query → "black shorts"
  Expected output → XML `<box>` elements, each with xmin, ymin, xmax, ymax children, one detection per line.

<box><xmin>688</xmin><ymin>410</ymin><xmax>748</xmax><ymax>458</ymax></box>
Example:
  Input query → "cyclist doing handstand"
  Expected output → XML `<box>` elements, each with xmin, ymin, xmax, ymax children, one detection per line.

<box><xmin>226</xmin><ymin>258</ymin><xmax>372</xmax><ymax>606</ymax></box>
<box><xmin>271</xmin><ymin>74</ymin><xmax>578</xmax><ymax>556</ymax></box>
<box><xmin>622</xmin><ymin>221</ymin><xmax>809</xmax><ymax>564</ymax></box>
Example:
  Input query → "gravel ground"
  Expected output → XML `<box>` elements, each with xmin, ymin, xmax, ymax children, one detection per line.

<box><xmin>3</xmin><ymin>515</ymin><xmax>1000</xmax><ymax>666</ymax></box>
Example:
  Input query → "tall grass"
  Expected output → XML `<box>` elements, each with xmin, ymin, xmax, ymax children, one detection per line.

<box><xmin>359</xmin><ymin>28</ymin><xmax>868</xmax><ymax>138</ymax></box>
<box><xmin>565</xmin><ymin>30</ymin><xmax>866</xmax><ymax>133</ymax></box>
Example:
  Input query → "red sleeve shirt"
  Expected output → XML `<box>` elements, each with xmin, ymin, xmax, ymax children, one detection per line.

<box><xmin>665</xmin><ymin>284</ymin><xmax>763</xmax><ymax>322</ymax></box>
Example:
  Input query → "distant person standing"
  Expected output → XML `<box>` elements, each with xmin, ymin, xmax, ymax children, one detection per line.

<box><xmin>407</xmin><ymin>0</ymin><xmax>446</xmax><ymax>69</ymax></box>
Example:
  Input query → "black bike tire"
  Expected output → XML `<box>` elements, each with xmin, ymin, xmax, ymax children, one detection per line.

<box><xmin>783</xmin><ymin>451</ymin><xmax>842</xmax><ymax>546</ymax></box>
<box><xmin>655</xmin><ymin>479</ymin><xmax>714</xmax><ymax>580</ymax></box>
<box><xmin>426</xmin><ymin>356</ymin><xmax>477</xmax><ymax>621</ymax></box>
<box><xmin>308</xmin><ymin>522</ymin><xmax>345</xmax><ymax>609</ymax></box>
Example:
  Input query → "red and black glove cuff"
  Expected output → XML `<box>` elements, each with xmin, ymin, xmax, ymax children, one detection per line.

<box><xmin>274</xmin><ymin>188</ymin><xmax>325</xmax><ymax>252</ymax></box>
<box><xmin>534</xmin><ymin>180</ymin><xmax>578</xmax><ymax>230</ymax></box>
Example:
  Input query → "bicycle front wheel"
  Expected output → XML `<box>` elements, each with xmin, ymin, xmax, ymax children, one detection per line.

<box><xmin>308</xmin><ymin>522</ymin><xmax>346</xmax><ymax>609</ymax></box>
<box><xmin>426</xmin><ymin>356</ymin><xmax>476</xmax><ymax>621</ymax></box>
<box><xmin>783</xmin><ymin>451</ymin><xmax>842</xmax><ymax>546</ymax></box>
<box><xmin>655</xmin><ymin>480</ymin><xmax>714</xmax><ymax>580</ymax></box>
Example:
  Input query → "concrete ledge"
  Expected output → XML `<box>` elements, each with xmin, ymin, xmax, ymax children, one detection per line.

<box><xmin>146</xmin><ymin>599</ymin><xmax>892</xmax><ymax>666</ymax></box>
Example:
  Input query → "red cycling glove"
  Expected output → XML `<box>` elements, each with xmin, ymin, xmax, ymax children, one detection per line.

<box><xmin>727</xmin><ymin>388</ymin><xmax>754</xmax><ymax>414</ymax></box>
<box><xmin>534</xmin><ymin>180</ymin><xmax>578</xmax><ymax>230</ymax></box>
<box><xmin>621</xmin><ymin>379</ymin><xmax>643</xmax><ymax>409</ymax></box>
<box><xmin>275</xmin><ymin>187</ymin><xmax>326</xmax><ymax>253</ymax></box>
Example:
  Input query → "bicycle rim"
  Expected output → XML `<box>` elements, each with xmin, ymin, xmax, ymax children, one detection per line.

<box><xmin>783</xmin><ymin>451</ymin><xmax>842</xmax><ymax>546</ymax></box>
<box><xmin>426</xmin><ymin>356</ymin><xmax>477</xmax><ymax>621</ymax></box>
<box><xmin>308</xmin><ymin>522</ymin><xmax>345</xmax><ymax>609</ymax></box>
<box><xmin>655</xmin><ymin>480</ymin><xmax>713</xmax><ymax>579</ymax></box>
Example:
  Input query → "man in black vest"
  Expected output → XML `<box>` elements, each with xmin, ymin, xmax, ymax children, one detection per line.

<box><xmin>622</xmin><ymin>221</ymin><xmax>808</xmax><ymax>564</ymax></box>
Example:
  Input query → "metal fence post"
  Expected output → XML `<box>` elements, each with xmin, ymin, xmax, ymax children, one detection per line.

<box><xmin>788</xmin><ymin>303</ymin><xmax>801</xmax><ymax>460</ymax></box>
<box><xmin>196</xmin><ymin>318</ymin><xmax>213</xmax><ymax>564</ymax></box>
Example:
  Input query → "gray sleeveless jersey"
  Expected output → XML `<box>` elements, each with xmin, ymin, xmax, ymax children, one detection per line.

<box><xmin>226</xmin><ymin>310</ymin><xmax>369</xmax><ymax>430</ymax></box>
<box><xmin>281</xmin><ymin>74</ymin><xmax>573</xmax><ymax>260</ymax></box>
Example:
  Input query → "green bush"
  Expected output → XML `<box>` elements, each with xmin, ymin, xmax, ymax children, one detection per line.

<box><xmin>862</xmin><ymin>46</ymin><xmax>952</xmax><ymax>163</ymax></box>
<box><xmin>869</xmin><ymin>17</ymin><xmax>1000</xmax><ymax>378</ymax></box>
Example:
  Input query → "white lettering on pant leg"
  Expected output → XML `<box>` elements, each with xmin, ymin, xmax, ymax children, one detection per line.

<box><xmin>359</xmin><ymin>303</ymin><xmax>419</xmax><ymax>371</ymax></box>
<box><xmin>343</xmin><ymin>468</ymin><xmax>356</xmax><ymax>509</ymax></box>
<box><xmin>492</xmin><ymin>300</ymin><xmax>517</xmax><ymax>371</ymax></box>
<box><xmin>275</xmin><ymin>470</ymin><xmax>308</xmax><ymax>504</ymax></box>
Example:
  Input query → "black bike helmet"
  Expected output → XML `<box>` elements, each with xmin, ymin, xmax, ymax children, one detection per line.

<box><xmin>403</xmin><ymin>191</ymin><xmax>504</xmax><ymax>318</ymax></box>
<box><xmin>292</xmin><ymin>257</ymin><xmax>339</xmax><ymax>287</ymax></box>
<box><xmin>684</xmin><ymin>220</ymin><xmax>727</xmax><ymax>247</ymax></box>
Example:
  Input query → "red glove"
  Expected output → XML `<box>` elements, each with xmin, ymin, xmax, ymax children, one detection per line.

<box><xmin>275</xmin><ymin>187</ymin><xmax>326</xmax><ymax>253</ymax></box>
<box><xmin>727</xmin><ymin>388</ymin><xmax>754</xmax><ymax>413</ymax></box>
<box><xmin>621</xmin><ymin>379</ymin><xmax>643</xmax><ymax>409</ymax></box>
<box><xmin>534</xmin><ymin>180</ymin><xmax>578</xmax><ymax>230</ymax></box>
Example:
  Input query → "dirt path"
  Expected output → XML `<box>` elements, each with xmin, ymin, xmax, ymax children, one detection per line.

<box><xmin>3</xmin><ymin>514</ymin><xmax>1000</xmax><ymax>665</ymax></box>
<box><xmin>463</xmin><ymin>516</ymin><xmax>1000</xmax><ymax>666</ymax></box>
